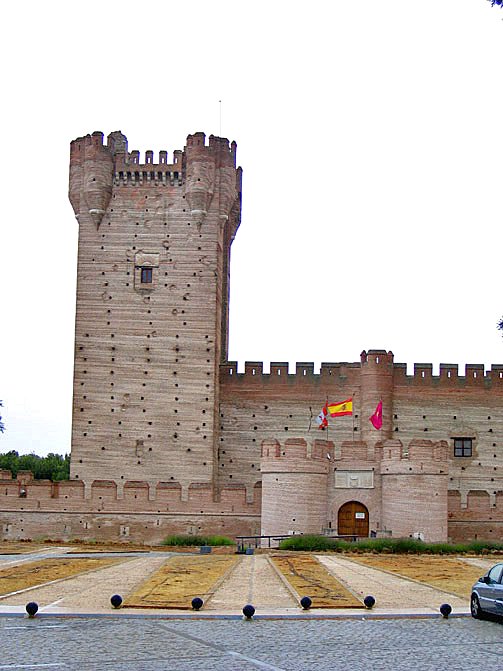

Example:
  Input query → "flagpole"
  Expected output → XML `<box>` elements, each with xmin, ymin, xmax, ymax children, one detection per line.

<box><xmin>325</xmin><ymin>395</ymin><xmax>329</xmax><ymax>443</ymax></box>
<box><xmin>352</xmin><ymin>391</ymin><xmax>356</xmax><ymax>442</ymax></box>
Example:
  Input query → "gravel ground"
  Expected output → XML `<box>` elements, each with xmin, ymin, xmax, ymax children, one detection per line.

<box><xmin>0</xmin><ymin>555</ymin><xmax>168</xmax><ymax>612</ymax></box>
<box><xmin>316</xmin><ymin>555</ymin><xmax>468</xmax><ymax>612</ymax></box>
<box><xmin>0</xmin><ymin>550</ymin><xmax>488</xmax><ymax>615</ymax></box>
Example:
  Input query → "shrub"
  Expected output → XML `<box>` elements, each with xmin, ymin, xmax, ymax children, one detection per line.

<box><xmin>277</xmin><ymin>535</ymin><xmax>503</xmax><ymax>554</ymax></box>
<box><xmin>161</xmin><ymin>534</ymin><xmax>234</xmax><ymax>547</ymax></box>
<box><xmin>465</xmin><ymin>540</ymin><xmax>503</xmax><ymax>554</ymax></box>
<box><xmin>278</xmin><ymin>534</ymin><xmax>336</xmax><ymax>551</ymax></box>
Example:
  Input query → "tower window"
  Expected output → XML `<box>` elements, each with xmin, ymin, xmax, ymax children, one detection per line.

<box><xmin>453</xmin><ymin>437</ymin><xmax>473</xmax><ymax>458</ymax></box>
<box><xmin>141</xmin><ymin>267</ymin><xmax>153</xmax><ymax>284</ymax></box>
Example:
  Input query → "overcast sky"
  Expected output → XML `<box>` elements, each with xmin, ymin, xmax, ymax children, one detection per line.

<box><xmin>1</xmin><ymin>1</ymin><xmax>502</xmax><ymax>456</ymax></box>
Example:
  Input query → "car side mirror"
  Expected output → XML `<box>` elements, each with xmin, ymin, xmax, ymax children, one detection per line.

<box><xmin>482</xmin><ymin>575</ymin><xmax>490</xmax><ymax>584</ymax></box>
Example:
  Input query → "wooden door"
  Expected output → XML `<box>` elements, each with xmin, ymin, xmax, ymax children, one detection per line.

<box><xmin>337</xmin><ymin>501</ymin><xmax>369</xmax><ymax>537</ymax></box>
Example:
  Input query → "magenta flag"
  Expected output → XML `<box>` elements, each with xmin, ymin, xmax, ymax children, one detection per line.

<box><xmin>369</xmin><ymin>400</ymin><xmax>383</xmax><ymax>430</ymax></box>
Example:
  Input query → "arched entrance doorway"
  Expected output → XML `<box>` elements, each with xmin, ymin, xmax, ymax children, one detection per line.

<box><xmin>337</xmin><ymin>501</ymin><xmax>369</xmax><ymax>537</ymax></box>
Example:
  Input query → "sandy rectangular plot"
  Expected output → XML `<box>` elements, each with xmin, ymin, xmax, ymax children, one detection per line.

<box><xmin>271</xmin><ymin>554</ymin><xmax>363</xmax><ymax>608</ymax></box>
<box><xmin>0</xmin><ymin>542</ymin><xmax>52</xmax><ymax>555</ymax></box>
<box><xmin>348</xmin><ymin>554</ymin><xmax>487</xmax><ymax>598</ymax></box>
<box><xmin>0</xmin><ymin>557</ymin><xmax>126</xmax><ymax>595</ymax></box>
<box><xmin>124</xmin><ymin>554</ymin><xmax>238</xmax><ymax>609</ymax></box>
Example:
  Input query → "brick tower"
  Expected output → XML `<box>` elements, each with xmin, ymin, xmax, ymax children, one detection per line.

<box><xmin>68</xmin><ymin>131</ymin><xmax>242</xmax><ymax>498</ymax></box>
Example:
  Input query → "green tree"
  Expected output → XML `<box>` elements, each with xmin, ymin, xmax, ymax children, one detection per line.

<box><xmin>0</xmin><ymin>451</ymin><xmax>70</xmax><ymax>481</ymax></box>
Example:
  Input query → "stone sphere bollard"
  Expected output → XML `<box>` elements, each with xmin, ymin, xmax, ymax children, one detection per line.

<box><xmin>363</xmin><ymin>595</ymin><xmax>376</xmax><ymax>609</ymax></box>
<box><xmin>439</xmin><ymin>603</ymin><xmax>452</xmax><ymax>618</ymax></box>
<box><xmin>191</xmin><ymin>597</ymin><xmax>204</xmax><ymax>611</ymax></box>
<box><xmin>110</xmin><ymin>594</ymin><xmax>123</xmax><ymax>609</ymax></box>
<box><xmin>242</xmin><ymin>604</ymin><xmax>255</xmax><ymax>619</ymax></box>
<box><xmin>300</xmin><ymin>596</ymin><xmax>312</xmax><ymax>610</ymax></box>
<box><xmin>25</xmin><ymin>602</ymin><xmax>38</xmax><ymax>618</ymax></box>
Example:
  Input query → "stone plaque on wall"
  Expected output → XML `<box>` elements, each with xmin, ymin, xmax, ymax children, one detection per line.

<box><xmin>334</xmin><ymin>470</ymin><xmax>374</xmax><ymax>489</ymax></box>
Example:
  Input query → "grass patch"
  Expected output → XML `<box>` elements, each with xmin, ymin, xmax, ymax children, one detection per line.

<box><xmin>270</xmin><ymin>555</ymin><xmax>362</xmax><ymax>608</ymax></box>
<box><xmin>278</xmin><ymin>535</ymin><xmax>503</xmax><ymax>554</ymax></box>
<box><xmin>161</xmin><ymin>535</ymin><xmax>234</xmax><ymax>547</ymax></box>
<box><xmin>124</xmin><ymin>555</ymin><xmax>238</xmax><ymax>608</ymax></box>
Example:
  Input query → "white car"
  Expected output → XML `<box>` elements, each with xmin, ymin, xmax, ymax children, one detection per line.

<box><xmin>471</xmin><ymin>562</ymin><xmax>503</xmax><ymax>620</ymax></box>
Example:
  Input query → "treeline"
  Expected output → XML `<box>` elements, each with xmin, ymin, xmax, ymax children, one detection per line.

<box><xmin>0</xmin><ymin>451</ymin><xmax>70</xmax><ymax>481</ymax></box>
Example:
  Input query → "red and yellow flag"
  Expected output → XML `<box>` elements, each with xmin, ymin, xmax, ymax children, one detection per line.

<box><xmin>327</xmin><ymin>398</ymin><xmax>353</xmax><ymax>417</ymax></box>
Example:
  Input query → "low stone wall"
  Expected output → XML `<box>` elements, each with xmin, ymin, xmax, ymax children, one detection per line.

<box><xmin>0</xmin><ymin>510</ymin><xmax>261</xmax><ymax>544</ymax></box>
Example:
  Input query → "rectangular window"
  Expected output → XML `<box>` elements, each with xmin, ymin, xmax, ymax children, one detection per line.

<box><xmin>453</xmin><ymin>437</ymin><xmax>472</xmax><ymax>457</ymax></box>
<box><xmin>140</xmin><ymin>267</ymin><xmax>153</xmax><ymax>284</ymax></box>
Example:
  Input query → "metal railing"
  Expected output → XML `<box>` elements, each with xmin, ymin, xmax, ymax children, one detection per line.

<box><xmin>235</xmin><ymin>532</ymin><xmax>379</xmax><ymax>551</ymax></box>
<box><xmin>235</xmin><ymin>535</ymin><xmax>292</xmax><ymax>551</ymax></box>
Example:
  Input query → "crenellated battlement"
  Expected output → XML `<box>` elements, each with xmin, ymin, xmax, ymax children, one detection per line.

<box><xmin>0</xmin><ymin>471</ymin><xmax>261</xmax><ymax>511</ymax></box>
<box><xmin>261</xmin><ymin>438</ymin><xmax>334</xmax><ymax>462</ymax></box>
<box><xmin>69</xmin><ymin>130</ymin><xmax>241</xmax><ymax>228</ymax></box>
<box><xmin>70</xmin><ymin>130</ymin><xmax>110</xmax><ymax>151</ymax></box>
<box><xmin>70</xmin><ymin>131</ymin><xmax>237</xmax><ymax>165</ymax></box>
<box><xmin>361</xmin><ymin>349</ymin><xmax>394</xmax><ymax>366</ymax></box>
<box><xmin>394</xmin><ymin>362</ymin><xmax>503</xmax><ymax>386</ymax></box>
<box><xmin>379</xmin><ymin>439</ymin><xmax>449</xmax><ymax>476</ymax></box>
<box><xmin>185</xmin><ymin>132</ymin><xmax>237</xmax><ymax>167</ymax></box>
<box><xmin>221</xmin><ymin>360</ymin><xmax>361</xmax><ymax>384</ymax></box>
<box><xmin>220</xmin><ymin>357</ymin><xmax>503</xmax><ymax>389</ymax></box>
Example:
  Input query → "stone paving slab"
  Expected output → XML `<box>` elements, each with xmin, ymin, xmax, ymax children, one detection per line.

<box><xmin>0</xmin><ymin>615</ymin><xmax>501</xmax><ymax>670</ymax></box>
<box><xmin>206</xmin><ymin>555</ymin><xmax>297</xmax><ymax>611</ymax></box>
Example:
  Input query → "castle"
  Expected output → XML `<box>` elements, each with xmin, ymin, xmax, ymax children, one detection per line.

<box><xmin>1</xmin><ymin>130</ymin><xmax>502</xmax><ymax>544</ymax></box>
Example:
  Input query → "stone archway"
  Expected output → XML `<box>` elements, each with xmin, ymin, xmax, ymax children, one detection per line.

<box><xmin>337</xmin><ymin>501</ymin><xmax>369</xmax><ymax>537</ymax></box>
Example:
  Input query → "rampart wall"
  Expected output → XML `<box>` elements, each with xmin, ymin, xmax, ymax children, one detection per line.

<box><xmin>0</xmin><ymin>471</ymin><xmax>260</xmax><ymax>543</ymax></box>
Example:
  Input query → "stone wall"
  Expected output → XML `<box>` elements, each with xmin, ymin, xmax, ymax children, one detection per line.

<box><xmin>0</xmin><ymin>472</ymin><xmax>260</xmax><ymax>543</ymax></box>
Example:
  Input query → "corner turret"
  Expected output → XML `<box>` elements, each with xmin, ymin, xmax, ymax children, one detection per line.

<box><xmin>260</xmin><ymin>438</ymin><xmax>333</xmax><ymax>539</ymax></box>
<box><xmin>184</xmin><ymin>132</ymin><xmax>240</xmax><ymax>229</ymax></box>
<box><xmin>360</xmin><ymin>350</ymin><xmax>394</xmax><ymax>446</ymax></box>
<box><xmin>69</xmin><ymin>131</ymin><xmax>125</xmax><ymax>228</ymax></box>
<box><xmin>379</xmin><ymin>438</ymin><xmax>449</xmax><ymax>541</ymax></box>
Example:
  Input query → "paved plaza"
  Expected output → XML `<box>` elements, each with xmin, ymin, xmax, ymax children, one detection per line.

<box><xmin>0</xmin><ymin>547</ymin><xmax>501</xmax><ymax>669</ymax></box>
<box><xmin>0</xmin><ymin>549</ymin><xmax>489</xmax><ymax>617</ymax></box>
<box><xmin>0</xmin><ymin>615</ymin><xmax>502</xmax><ymax>670</ymax></box>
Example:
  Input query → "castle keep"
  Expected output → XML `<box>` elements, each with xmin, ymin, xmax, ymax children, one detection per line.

<box><xmin>1</xmin><ymin>130</ymin><xmax>502</xmax><ymax>544</ymax></box>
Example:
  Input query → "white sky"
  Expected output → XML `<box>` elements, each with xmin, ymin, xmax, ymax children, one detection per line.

<box><xmin>1</xmin><ymin>0</ymin><xmax>502</xmax><ymax>456</ymax></box>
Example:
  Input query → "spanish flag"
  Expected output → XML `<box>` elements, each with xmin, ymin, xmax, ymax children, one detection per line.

<box><xmin>327</xmin><ymin>398</ymin><xmax>353</xmax><ymax>417</ymax></box>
